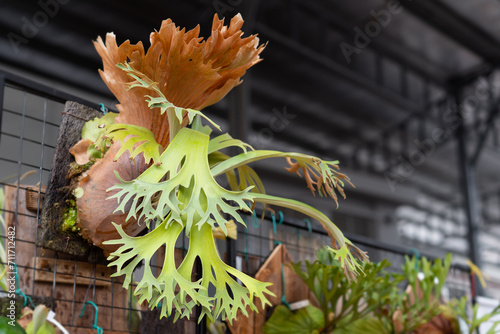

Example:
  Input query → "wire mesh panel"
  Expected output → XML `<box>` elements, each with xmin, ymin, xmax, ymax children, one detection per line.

<box><xmin>0</xmin><ymin>75</ymin><xmax>144</xmax><ymax>333</ymax></box>
<box><xmin>233</xmin><ymin>211</ymin><xmax>473</xmax><ymax>304</ymax></box>
<box><xmin>1</xmin><ymin>84</ymin><xmax>60</xmax><ymax>187</ymax></box>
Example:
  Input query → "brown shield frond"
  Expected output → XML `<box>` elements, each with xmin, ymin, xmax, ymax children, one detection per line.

<box><xmin>94</xmin><ymin>13</ymin><xmax>265</xmax><ymax>147</ymax></box>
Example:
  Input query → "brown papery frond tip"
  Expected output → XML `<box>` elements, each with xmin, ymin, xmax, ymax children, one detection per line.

<box><xmin>350</xmin><ymin>244</ymin><xmax>370</xmax><ymax>263</ymax></box>
<box><xmin>94</xmin><ymin>14</ymin><xmax>265</xmax><ymax>147</ymax></box>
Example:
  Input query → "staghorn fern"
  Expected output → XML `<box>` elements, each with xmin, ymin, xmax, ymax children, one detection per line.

<box><xmin>100</xmin><ymin>64</ymin><xmax>368</xmax><ymax>323</ymax></box>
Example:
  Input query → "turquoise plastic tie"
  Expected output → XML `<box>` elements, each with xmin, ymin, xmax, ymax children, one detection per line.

<box><xmin>304</xmin><ymin>218</ymin><xmax>312</xmax><ymax>234</ymax></box>
<box><xmin>271</xmin><ymin>211</ymin><xmax>284</xmax><ymax>235</ymax></box>
<box><xmin>273</xmin><ymin>241</ymin><xmax>290</xmax><ymax>309</ymax></box>
<box><xmin>298</xmin><ymin>218</ymin><xmax>313</xmax><ymax>240</ymax></box>
<box><xmin>251</xmin><ymin>210</ymin><xmax>260</xmax><ymax>228</ymax></box>
<box><xmin>409</xmin><ymin>248</ymin><xmax>421</xmax><ymax>271</ymax></box>
<box><xmin>13</xmin><ymin>263</ymin><xmax>35</xmax><ymax>309</ymax></box>
<box><xmin>79</xmin><ymin>301</ymin><xmax>103</xmax><ymax>334</ymax></box>
<box><xmin>99</xmin><ymin>103</ymin><xmax>108</xmax><ymax>114</ymax></box>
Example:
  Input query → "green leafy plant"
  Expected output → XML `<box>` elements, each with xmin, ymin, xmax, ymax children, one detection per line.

<box><xmin>390</xmin><ymin>254</ymin><xmax>452</xmax><ymax>333</ymax></box>
<box><xmin>338</xmin><ymin>254</ymin><xmax>455</xmax><ymax>334</ymax></box>
<box><xmin>263</xmin><ymin>305</ymin><xmax>325</xmax><ymax>334</ymax></box>
<box><xmin>72</xmin><ymin>14</ymin><xmax>369</xmax><ymax>324</ymax></box>
<box><xmin>25</xmin><ymin>305</ymin><xmax>56</xmax><ymax>334</ymax></box>
<box><xmin>263</xmin><ymin>247</ymin><xmax>398</xmax><ymax>333</ymax></box>
<box><xmin>451</xmin><ymin>296</ymin><xmax>500</xmax><ymax>334</ymax></box>
<box><xmin>93</xmin><ymin>61</ymin><xmax>368</xmax><ymax>324</ymax></box>
<box><xmin>265</xmin><ymin>250</ymin><xmax>461</xmax><ymax>334</ymax></box>
<box><xmin>338</xmin><ymin>254</ymin><xmax>454</xmax><ymax>334</ymax></box>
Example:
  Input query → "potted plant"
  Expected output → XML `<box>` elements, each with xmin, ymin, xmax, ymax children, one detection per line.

<box><xmin>263</xmin><ymin>247</ymin><xmax>398</xmax><ymax>333</ymax></box>
<box><xmin>263</xmin><ymin>250</ymin><xmax>468</xmax><ymax>334</ymax></box>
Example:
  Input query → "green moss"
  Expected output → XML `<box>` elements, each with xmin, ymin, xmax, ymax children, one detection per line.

<box><xmin>61</xmin><ymin>199</ymin><xmax>80</xmax><ymax>233</ymax></box>
<box><xmin>0</xmin><ymin>299</ymin><xmax>23</xmax><ymax>320</ymax></box>
<box><xmin>68</xmin><ymin>160</ymin><xmax>96</xmax><ymax>179</ymax></box>
<box><xmin>87</xmin><ymin>144</ymin><xmax>104</xmax><ymax>160</ymax></box>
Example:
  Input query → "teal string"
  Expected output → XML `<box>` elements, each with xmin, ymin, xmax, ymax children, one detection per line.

<box><xmin>13</xmin><ymin>263</ymin><xmax>35</xmax><ymax>309</ymax></box>
<box><xmin>79</xmin><ymin>301</ymin><xmax>103</xmax><ymax>334</ymax></box>
<box><xmin>304</xmin><ymin>218</ymin><xmax>313</xmax><ymax>251</ymax></box>
<box><xmin>273</xmin><ymin>241</ymin><xmax>290</xmax><ymax>309</ymax></box>
<box><xmin>297</xmin><ymin>219</ymin><xmax>313</xmax><ymax>241</ymax></box>
<box><xmin>251</xmin><ymin>210</ymin><xmax>259</xmax><ymax>228</ymax></box>
<box><xmin>304</xmin><ymin>218</ymin><xmax>312</xmax><ymax>234</ymax></box>
<box><xmin>271</xmin><ymin>211</ymin><xmax>284</xmax><ymax>235</ymax></box>
<box><xmin>99</xmin><ymin>103</ymin><xmax>108</xmax><ymax>114</ymax></box>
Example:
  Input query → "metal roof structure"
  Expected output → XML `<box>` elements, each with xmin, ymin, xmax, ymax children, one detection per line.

<box><xmin>1</xmin><ymin>0</ymin><xmax>500</xmax><ymax>297</ymax></box>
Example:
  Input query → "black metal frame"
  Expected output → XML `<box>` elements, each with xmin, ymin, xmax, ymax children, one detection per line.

<box><xmin>246</xmin><ymin>209</ymin><xmax>471</xmax><ymax>272</ymax></box>
<box><xmin>244</xmin><ymin>0</ymin><xmax>500</xmax><ymax>299</ymax></box>
<box><xmin>400</xmin><ymin>0</ymin><xmax>500</xmax><ymax>61</ymax></box>
<box><xmin>1</xmin><ymin>70</ymin><xmax>102</xmax><ymax>109</ymax></box>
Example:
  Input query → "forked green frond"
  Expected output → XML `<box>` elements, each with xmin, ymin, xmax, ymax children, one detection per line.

<box><xmin>108</xmin><ymin>128</ymin><xmax>254</xmax><ymax>234</ymax></box>
<box><xmin>104</xmin><ymin>220</ymin><xmax>213</xmax><ymax>320</ymax></box>
<box><xmin>253</xmin><ymin>193</ymin><xmax>367</xmax><ymax>279</ymax></box>
<box><xmin>211</xmin><ymin>150</ymin><xmax>353</xmax><ymax>207</ymax></box>
<box><xmin>97</xmin><ymin>123</ymin><xmax>163</xmax><ymax>164</ymax></box>
<box><xmin>104</xmin><ymin>215</ymin><xmax>274</xmax><ymax>323</ymax></box>
<box><xmin>104</xmin><ymin>121</ymin><xmax>364</xmax><ymax>323</ymax></box>
<box><xmin>208</xmin><ymin>133</ymin><xmax>253</xmax><ymax>154</ymax></box>
<box><xmin>178</xmin><ymin>224</ymin><xmax>274</xmax><ymax>323</ymax></box>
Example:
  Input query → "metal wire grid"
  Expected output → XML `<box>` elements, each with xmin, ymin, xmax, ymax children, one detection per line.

<box><xmin>234</xmin><ymin>211</ymin><xmax>473</xmax><ymax>304</ymax></box>
<box><xmin>0</xmin><ymin>71</ymin><xmax>473</xmax><ymax>333</ymax></box>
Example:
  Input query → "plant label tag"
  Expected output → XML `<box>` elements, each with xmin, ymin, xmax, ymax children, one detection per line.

<box><xmin>289</xmin><ymin>299</ymin><xmax>309</xmax><ymax>311</ymax></box>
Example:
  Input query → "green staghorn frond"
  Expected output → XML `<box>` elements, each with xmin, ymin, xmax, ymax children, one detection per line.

<box><xmin>104</xmin><ymin>220</ymin><xmax>213</xmax><ymax>320</ymax></box>
<box><xmin>208</xmin><ymin>133</ymin><xmax>253</xmax><ymax>154</ymax></box>
<box><xmin>97</xmin><ymin>123</ymin><xmax>163</xmax><ymax>164</ymax></box>
<box><xmin>253</xmin><ymin>193</ymin><xmax>367</xmax><ymax>279</ymax></box>
<box><xmin>103</xmin><ymin>121</ymin><xmax>364</xmax><ymax>322</ymax></box>
<box><xmin>211</xmin><ymin>150</ymin><xmax>352</xmax><ymax>207</ymax></box>
<box><xmin>177</xmin><ymin>224</ymin><xmax>274</xmax><ymax>323</ymax></box>
<box><xmin>108</xmin><ymin>128</ymin><xmax>254</xmax><ymax>234</ymax></box>
<box><xmin>208</xmin><ymin>150</ymin><xmax>266</xmax><ymax>194</ymax></box>
<box><xmin>104</xmin><ymin>217</ymin><xmax>274</xmax><ymax>323</ymax></box>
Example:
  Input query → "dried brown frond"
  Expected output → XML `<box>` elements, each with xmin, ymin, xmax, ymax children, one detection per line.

<box><xmin>94</xmin><ymin>14</ymin><xmax>265</xmax><ymax>147</ymax></box>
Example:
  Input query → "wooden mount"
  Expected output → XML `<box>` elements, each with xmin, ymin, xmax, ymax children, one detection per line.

<box><xmin>38</xmin><ymin>101</ymin><xmax>105</xmax><ymax>262</ymax></box>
